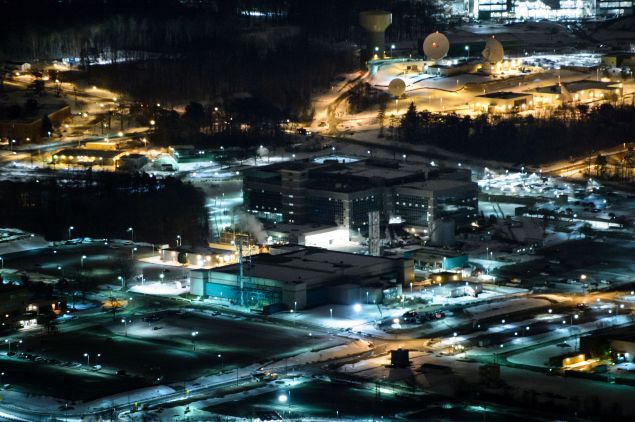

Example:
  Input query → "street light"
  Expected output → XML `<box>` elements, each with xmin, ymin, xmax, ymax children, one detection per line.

<box><xmin>0</xmin><ymin>256</ymin><xmax>3</xmax><ymax>270</ymax></box>
<box><xmin>127</xmin><ymin>227</ymin><xmax>134</xmax><ymax>242</ymax></box>
<box><xmin>68</xmin><ymin>226</ymin><xmax>74</xmax><ymax>240</ymax></box>
<box><xmin>83</xmin><ymin>352</ymin><xmax>100</xmax><ymax>366</ymax></box>
<box><xmin>465</xmin><ymin>45</ymin><xmax>470</xmax><ymax>58</ymax></box>
<box><xmin>218</xmin><ymin>353</ymin><xmax>224</xmax><ymax>372</ymax></box>
<box><xmin>81</xmin><ymin>255</ymin><xmax>87</xmax><ymax>270</ymax></box>
<box><xmin>353</xmin><ymin>303</ymin><xmax>362</xmax><ymax>313</ymax></box>
<box><xmin>121</xmin><ymin>318</ymin><xmax>130</xmax><ymax>336</ymax></box>
<box><xmin>329</xmin><ymin>308</ymin><xmax>333</xmax><ymax>320</ymax></box>
<box><xmin>131</xmin><ymin>247</ymin><xmax>137</xmax><ymax>259</ymax></box>
<box><xmin>191</xmin><ymin>331</ymin><xmax>199</xmax><ymax>351</ymax></box>
<box><xmin>390</xmin><ymin>44</ymin><xmax>395</xmax><ymax>57</ymax></box>
<box><xmin>176</xmin><ymin>235</ymin><xmax>182</xmax><ymax>247</ymax></box>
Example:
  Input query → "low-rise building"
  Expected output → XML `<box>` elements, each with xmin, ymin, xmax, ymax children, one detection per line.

<box><xmin>470</xmin><ymin>91</ymin><xmax>534</xmax><ymax>114</ymax></box>
<box><xmin>532</xmin><ymin>80</ymin><xmax>623</xmax><ymax>107</ymax></box>
<box><xmin>51</xmin><ymin>148</ymin><xmax>128</xmax><ymax>168</ymax></box>
<box><xmin>190</xmin><ymin>245</ymin><xmax>414</xmax><ymax>309</ymax></box>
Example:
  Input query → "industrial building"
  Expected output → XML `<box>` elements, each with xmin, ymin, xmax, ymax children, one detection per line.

<box><xmin>51</xmin><ymin>148</ymin><xmax>128</xmax><ymax>168</ymax></box>
<box><xmin>244</xmin><ymin>158</ymin><xmax>478</xmax><ymax>233</ymax></box>
<box><xmin>0</xmin><ymin>101</ymin><xmax>70</xmax><ymax>143</ymax></box>
<box><xmin>470</xmin><ymin>91</ymin><xmax>534</xmax><ymax>114</ymax></box>
<box><xmin>190</xmin><ymin>245</ymin><xmax>414</xmax><ymax>309</ymax></box>
<box><xmin>532</xmin><ymin>80</ymin><xmax>623</xmax><ymax>107</ymax></box>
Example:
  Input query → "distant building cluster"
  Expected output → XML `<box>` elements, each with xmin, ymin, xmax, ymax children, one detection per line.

<box><xmin>466</xmin><ymin>0</ymin><xmax>633</xmax><ymax>20</ymax></box>
<box><xmin>243</xmin><ymin>158</ymin><xmax>478</xmax><ymax>233</ymax></box>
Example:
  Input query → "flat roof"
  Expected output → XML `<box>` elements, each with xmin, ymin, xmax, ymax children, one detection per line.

<box><xmin>476</xmin><ymin>91</ymin><xmax>532</xmax><ymax>100</ymax></box>
<box><xmin>397</xmin><ymin>179</ymin><xmax>477</xmax><ymax>193</ymax></box>
<box><xmin>54</xmin><ymin>149</ymin><xmax>126</xmax><ymax>159</ymax></box>
<box><xmin>211</xmin><ymin>246</ymin><xmax>395</xmax><ymax>284</ymax></box>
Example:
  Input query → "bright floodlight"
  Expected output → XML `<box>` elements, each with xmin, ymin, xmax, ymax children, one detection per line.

<box><xmin>278</xmin><ymin>394</ymin><xmax>288</xmax><ymax>403</ymax></box>
<box><xmin>353</xmin><ymin>303</ymin><xmax>362</xmax><ymax>313</ymax></box>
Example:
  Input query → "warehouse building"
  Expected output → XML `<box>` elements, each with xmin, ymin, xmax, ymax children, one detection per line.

<box><xmin>190</xmin><ymin>245</ymin><xmax>414</xmax><ymax>309</ymax></box>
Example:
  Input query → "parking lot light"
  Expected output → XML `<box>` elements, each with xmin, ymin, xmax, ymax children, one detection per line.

<box><xmin>218</xmin><ymin>354</ymin><xmax>224</xmax><ymax>371</ymax></box>
<box><xmin>191</xmin><ymin>331</ymin><xmax>199</xmax><ymax>351</ymax></box>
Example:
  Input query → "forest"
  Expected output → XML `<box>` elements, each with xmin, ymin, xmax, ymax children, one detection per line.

<box><xmin>0</xmin><ymin>0</ymin><xmax>440</xmax><ymax>116</ymax></box>
<box><xmin>398</xmin><ymin>102</ymin><xmax>635</xmax><ymax>166</ymax></box>
<box><xmin>0</xmin><ymin>173</ymin><xmax>209</xmax><ymax>245</ymax></box>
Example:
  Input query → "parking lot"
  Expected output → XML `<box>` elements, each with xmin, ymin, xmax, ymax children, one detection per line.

<box><xmin>1</xmin><ymin>306</ymin><xmax>346</xmax><ymax>400</ymax></box>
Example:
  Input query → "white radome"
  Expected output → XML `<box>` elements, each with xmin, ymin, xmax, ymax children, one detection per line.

<box><xmin>388</xmin><ymin>78</ymin><xmax>406</xmax><ymax>97</ymax></box>
<box><xmin>423</xmin><ymin>31</ymin><xmax>450</xmax><ymax>60</ymax></box>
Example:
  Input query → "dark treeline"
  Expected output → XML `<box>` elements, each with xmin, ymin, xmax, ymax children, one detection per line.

<box><xmin>399</xmin><ymin>103</ymin><xmax>635</xmax><ymax>164</ymax></box>
<box><xmin>0</xmin><ymin>173</ymin><xmax>209</xmax><ymax>245</ymax></box>
<box><xmin>0</xmin><ymin>1</ymin><xmax>439</xmax><ymax>115</ymax></box>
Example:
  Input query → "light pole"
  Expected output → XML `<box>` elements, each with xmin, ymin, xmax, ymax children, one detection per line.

<box><xmin>0</xmin><ymin>372</ymin><xmax>4</xmax><ymax>386</ymax></box>
<box><xmin>159</xmin><ymin>273</ymin><xmax>165</xmax><ymax>282</ymax></box>
<box><xmin>121</xmin><ymin>318</ymin><xmax>130</xmax><ymax>336</ymax></box>
<box><xmin>218</xmin><ymin>353</ymin><xmax>224</xmax><ymax>372</ymax></box>
<box><xmin>191</xmin><ymin>331</ymin><xmax>199</xmax><ymax>351</ymax></box>
<box><xmin>465</xmin><ymin>45</ymin><xmax>470</xmax><ymax>59</ymax></box>
<box><xmin>84</xmin><ymin>352</ymin><xmax>90</xmax><ymax>366</ymax></box>
<box><xmin>390</xmin><ymin>44</ymin><xmax>395</xmax><ymax>57</ymax></box>
<box><xmin>0</xmin><ymin>256</ymin><xmax>3</xmax><ymax>270</ymax></box>
<box><xmin>176</xmin><ymin>235</ymin><xmax>181</xmax><ymax>247</ymax></box>
<box><xmin>118</xmin><ymin>276</ymin><xmax>125</xmax><ymax>289</ymax></box>
<box><xmin>329</xmin><ymin>308</ymin><xmax>333</xmax><ymax>320</ymax></box>
<box><xmin>131</xmin><ymin>247</ymin><xmax>137</xmax><ymax>259</ymax></box>
<box><xmin>127</xmin><ymin>227</ymin><xmax>134</xmax><ymax>242</ymax></box>
<box><xmin>409</xmin><ymin>282</ymin><xmax>413</xmax><ymax>295</ymax></box>
<box><xmin>81</xmin><ymin>255</ymin><xmax>87</xmax><ymax>271</ymax></box>
<box><xmin>366</xmin><ymin>291</ymin><xmax>369</xmax><ymax>304</ymax></box>
<box><xmin>68</xmin><ymin>226</ymin><xmax>74</xmax><ymax>240</ymax></box>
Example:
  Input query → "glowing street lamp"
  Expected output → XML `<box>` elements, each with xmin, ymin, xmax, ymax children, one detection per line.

<box><xmin>218</xmin><ymin>353</ymin><xmax>224</xmax><ymax>371</ymax></box>
<box><xmin>81</xmin><ymin>255</ymin><xmax>87</xmax><ymax>270</ymax></box>
<box><xmin>121</xmin><ymin>318</ymin><xmax>130</xmax><ymax>336</ymax></box>
<box><xmin>68</xmin><ymin>226</ymin><xmax>74</xmax><ymax>240</ymax></box>
<box><xmin>353</xmin><ymin>303</ymin><xmax>362</xmax><ymax>313</ymax></box>
<box><xmin>176</xmin><ymin>235</ymin><xmax>182</xmax><ymax>247</ymax></box>
<box><xmin>191</xmin><ymin>331</ymin><xmax>199</xmax><ymax>351</ymax></box>
<box><xmin>127</xmin><ymin>227</ymin><xmax>134</xmax><ymax>242</ymax></box>
<box><xmin>465</xmin><ymin>45</ymin><xmax>470</xmax><ymax>58</ymax></box>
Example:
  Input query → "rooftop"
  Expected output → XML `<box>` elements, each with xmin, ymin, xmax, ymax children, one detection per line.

<box><xmin>211</xmin><ymin>246</ymin><xmax>395</xmax><ymax>284</ymax></box>
<box><xmin>53</xmin><ymin>148</ymin><xmax>126</xmax><ymax>160</ymax></box>
<box><xmin>477</xmin><ymin>91</ymin><xmax>532</xmax><ymax>100</ymax></box>
<box><xmin>397</xmin><ymin>178</ymin><xmax>478</xmax><ymax>193</ymax></box>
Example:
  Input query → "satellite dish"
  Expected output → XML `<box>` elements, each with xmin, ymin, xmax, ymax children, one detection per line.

<box><xmin>388</xmin><ymin>78</ymin><xmax>406</xmax><ymax>97</ymax></box>
<box><xmin>423</xmin><ymin>31</ymin><xmax>449</xmax><ymax>61</ymax></box>
<box><xmin>482</xmin><ymin>36</ymin><xmax>504</xmax><ymax>65</ymax></box>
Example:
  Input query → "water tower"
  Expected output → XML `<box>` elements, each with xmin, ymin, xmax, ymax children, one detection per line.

<box><xmin>359</xmin><ymin>10</ymin><xmax>392</xmax><ymax>60</ymax></box>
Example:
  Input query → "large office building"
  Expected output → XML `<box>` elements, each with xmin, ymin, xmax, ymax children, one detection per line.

<box><xmin>471</xmin><ymin>0</ymin><xmax>632</xmax><ymax>20</ymax></box>
<box><xmin>243</xmin><ymin>158</ymin><xmax>478</xmax><ymax>233</ymax></box>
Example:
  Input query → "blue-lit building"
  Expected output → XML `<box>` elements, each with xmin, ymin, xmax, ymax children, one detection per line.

<box><xmin>190</xmin><ymin>245</ymin><xmax>414</xmax><ymax>309</ymax></box>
